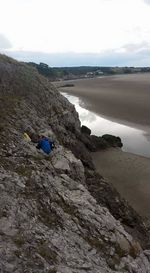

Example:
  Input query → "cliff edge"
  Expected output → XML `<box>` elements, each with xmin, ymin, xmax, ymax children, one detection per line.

<box><xmin>0</xmin><ymin>54</ymin><xmax>150</xmax><ymax>273</ymax></box>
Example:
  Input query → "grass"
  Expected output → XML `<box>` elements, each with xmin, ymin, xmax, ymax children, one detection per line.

<box><xmin>48</xmin><ymin>269</ymin><xmax>57</xmax><ymax>273</ymax></box>
<box><xmin>13</xmin><ymin>233</ymin><xmax>26</xmax><ymax>247</ymax></box>
<box><xmin>15</xmin><ymin>165</ymin><xmax>32</xmax><ymax>177</ymax></box>
<box><xmin>38</xmin><ymin>203</ymin><xmax>63</xmax><ymax>229</ymax></box>
<box><xmin>37</xmin><ymin>242</ymin><xmax>58</xmax><ymax>263</ymax></box>
<box><xmin>0</xmin><ymin>53</ymin><xmax>18</xmax><ymax>64</ymax></box>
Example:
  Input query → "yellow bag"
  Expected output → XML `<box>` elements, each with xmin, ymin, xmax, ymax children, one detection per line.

<box><xmin>23</xmin><ymin>132</ymin><xmax>31</xmax><ymax>142</ymax></box>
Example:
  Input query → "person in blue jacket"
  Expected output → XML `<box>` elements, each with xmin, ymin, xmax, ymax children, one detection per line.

<box><xmin>36</xmin><ymin>136</ymin><xmax>54</xmax><ymax>154</ymax></box>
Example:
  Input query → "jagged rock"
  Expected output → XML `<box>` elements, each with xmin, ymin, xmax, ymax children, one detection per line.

<box><xmin>102</xmin><ymin>134</ymin><xmax>123</xmax><ymax>148</ymax></box>
<box><xmin>79</xmin><ymin>131</ymin><xmax>122</xmax><ymax>152</ymax></box>
<box><xmin>90</xmin><ymin>135</ymin><xmax>109</xmax><ymax>150</ymax></box>
<box><xmin>81</xmin><ymin>125</ymin><xmax>91</xmax><ymax>135</ymax></box>
<box><xmin>0</xmin><ymin>54</ymin><xmax>150</xmax><ymax>273</ymax></box>
<box><xmin>78</xmin><ymin>133</ymin><xmax>109</xmax><ymax>152</ymax></box>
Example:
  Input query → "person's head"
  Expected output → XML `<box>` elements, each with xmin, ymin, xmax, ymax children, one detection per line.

<box><xmin>24</xmin><ymin>126</ymin><xmax>34</xmax><ymax>136</ymax></box>
<box><xmin>39</xmin><ymin>135</ymin><xmax>48</xmax><ymax>141</ymax></box>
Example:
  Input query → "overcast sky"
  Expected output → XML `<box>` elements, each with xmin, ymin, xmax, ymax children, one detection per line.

<box><xmin>0</xmin><ymin>0</ymin><xmax>150</xmax><ymax>66</ymax></box>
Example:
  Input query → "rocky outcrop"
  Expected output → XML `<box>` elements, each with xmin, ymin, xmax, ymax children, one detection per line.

<box><xmin>79</xmin><ymin>126</ymin><xmax>123</xmax><ymax>152</ymax></box>
<box><xmin>0</xmin><ymin>54</ymin><xmax>150</xmax><ymax>273</ymax></box>
<box><xmin>102</xmin><ymin>134</ymin><xmax>123</xmax><ymax>148</ymax></box>
<box><xmin>81</xmin><ymin>125</ymin><xmax>91</xmax><ymax>135</ymax></box>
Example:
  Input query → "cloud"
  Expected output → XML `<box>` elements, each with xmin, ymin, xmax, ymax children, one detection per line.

<box><xmin>143</xmin><ymin>0</ymin><xmax>150</xmax><ymax>4</ymax></box>
<box><xmin>119</xmin><ymin>41</ymin><xmax>150</xmax><ymax>53</ymax></box>
<box><xmin>3</xmin><ymin>43</ymin><xmax>150</xmax><ymax>67</ymax></box>
<box><xmin>0</xmin><ymin>34</ymin><xmax>12</xmax><ymax>49</ymax></box>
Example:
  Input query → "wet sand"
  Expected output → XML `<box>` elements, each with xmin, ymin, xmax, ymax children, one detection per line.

<box><xmin>57</xmin><ymin>74</ymin><xmax>150</xmax><ymax>219</ymax></box>
<box><xmin>92</xmin><ymin>148</ymin><xmax>150</xmax><ymax>219</ymax></box>
<box><xmin>59</xmin><ymin>73</ymin><xmax>150</xmax><ymax>129</ymax></box>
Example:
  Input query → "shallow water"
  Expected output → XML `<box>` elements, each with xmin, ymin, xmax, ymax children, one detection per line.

<box><xmin>62</xmin><ymin>92</ymin><xmax>150</xmax><ymax>158</ymax></box>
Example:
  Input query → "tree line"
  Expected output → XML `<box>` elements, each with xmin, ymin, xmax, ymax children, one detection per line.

<box><xmin>28</xmin><ymin>62</ymin><xmax>150</xmax><ymax>81</ymax></box>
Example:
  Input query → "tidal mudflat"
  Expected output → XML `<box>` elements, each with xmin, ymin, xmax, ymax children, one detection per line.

<box><xmin>62</xmin><ymin>92</ymin><xmax>150</xmax><ymax>158</ymax></box>
<box><xmin>59</xmin><ymin>75</ymin><xmax>150</xmax><ymax>219</ymax></box>
<box><xmin>59</xmin><ymin>73</ymin><xmax>150</xmax><ymax>128</ymax></box>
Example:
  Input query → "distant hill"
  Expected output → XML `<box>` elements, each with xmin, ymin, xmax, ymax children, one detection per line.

<box><xmin>27</xmin><ymin>61</ymin><xmax>150</xmax><ymax>81</ymax></box>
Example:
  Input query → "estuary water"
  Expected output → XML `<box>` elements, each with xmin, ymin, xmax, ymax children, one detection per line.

<box><xmin>62</xmin><ymin>92</ymin><xmax>150</xmax><ymax>158</ymax></box>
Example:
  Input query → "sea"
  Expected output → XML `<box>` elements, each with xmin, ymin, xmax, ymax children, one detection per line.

<box><xmin>62</xmin><ymin>92</ymin><xmax>150</xmax><ymax>158</ymax></box>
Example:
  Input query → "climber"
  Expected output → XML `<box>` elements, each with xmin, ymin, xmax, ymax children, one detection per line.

<box><xmin>36</xmin><ymin>136</ymin><xmax>54</xmax><ymax>154</ymax></box>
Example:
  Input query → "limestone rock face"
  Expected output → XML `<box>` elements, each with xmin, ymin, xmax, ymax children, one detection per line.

<box><xmin>0</xmin><ymin>54</ymin><xmax>150</xmax><ymax>273</ymax></box>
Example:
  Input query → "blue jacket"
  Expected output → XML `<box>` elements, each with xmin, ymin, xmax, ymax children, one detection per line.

<box><xmin>36</xmin><ymin>137</ymin><xmax>52</xmax><ymax>154</ymax></box>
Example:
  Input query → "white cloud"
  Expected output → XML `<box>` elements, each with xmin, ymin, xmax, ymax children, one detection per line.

<box><xmin>0</xmin><ymin>34</ymin><xmax>12</xmax><ymax>49</ymax></box>
<box><xmin>119</xmin><ymin>41</ymin><xmax>150</xmax><ymax>53</ymax></box>
<box><xmin>5</xmin><ymin>45</ymin><xmax>150</xmax><ymax>67</ymax></box>
<box><xmin>0</xmin><ymin>0</ymin><xmax>150</xmax><ymax>66</ymax></box>
<box><xmin>0</xmin><ymin>0</ymin><xmax>149</xmax><ymax>52</ymax></box>
<box><xmin>143</xmin><ymin>0</ymin><xmax>150</xmax><ymax>4</ymax></box>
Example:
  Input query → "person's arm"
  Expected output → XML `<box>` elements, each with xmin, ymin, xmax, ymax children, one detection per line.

<box><xmin>50</xmin><ymin>141</ymin><xmax>55</xmax><ymax>150</ymax></box>
<box><xmin>36</xmin><ymin>140</ymin><xmax>42</xmax><ymax>150</ymax></box>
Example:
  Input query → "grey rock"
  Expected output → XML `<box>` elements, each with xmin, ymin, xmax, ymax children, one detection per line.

<box><xmin>0</xmin><ymin>54</ymin><xmax>150</xmax><ymax>273</ymax></box>
<box><xmin>102</xmin><ymin>134</ymin><xmax>123</xmax><ymax>148</ymax></box>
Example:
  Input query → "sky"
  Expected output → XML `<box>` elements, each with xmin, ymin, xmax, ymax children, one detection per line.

<box><xmin>0</xmin><ymin>0</ymin><xmax>150</xmax><ymax>66</ymax></box>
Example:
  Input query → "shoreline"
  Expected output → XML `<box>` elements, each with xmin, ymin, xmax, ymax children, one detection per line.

<box><xmin>55</xmin><ymin>75</ymin><xmax>150</xmax><ymax>219</ymax></box>
<box><xmin>66</xmin><ymin>90</ymin><xmax>150</xmax><ymax>138</ymax></box>
<box><xmin>60</xmin><ymin>90</ymin><xmax>150</xmax><ymax>159</ymax></box>
<box><xmin>57</xmin><ymin>73</ymin><xmax>150</xmax><ymax>131</ymax></box>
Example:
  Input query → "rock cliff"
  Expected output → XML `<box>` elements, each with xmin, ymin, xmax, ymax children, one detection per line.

<box><xmin>0</xmin><ymin>54</ymin><xmax>150</xmax><ymax>273</ymax></box>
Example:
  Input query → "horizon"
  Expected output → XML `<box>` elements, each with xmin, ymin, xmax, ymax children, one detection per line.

<box><xmin>3</xmin><ymin>51</ymin><xmax>150</xmax><ymax>68</ymax></box>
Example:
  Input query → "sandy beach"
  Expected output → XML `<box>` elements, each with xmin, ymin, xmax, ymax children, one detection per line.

<box><xmin>57</xmin><ymin>74</ymin><xmax>150</xmax><ymax>219</ymax></box>
<box><xmin>92</xmin><ymin>148</ymin><xmax>150</xmax><ymax>219</ymax></box>
<box><xmin>59</xmin><ymin>73</ymin><xmax>150</xmax><ymax>129</ymax></box>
